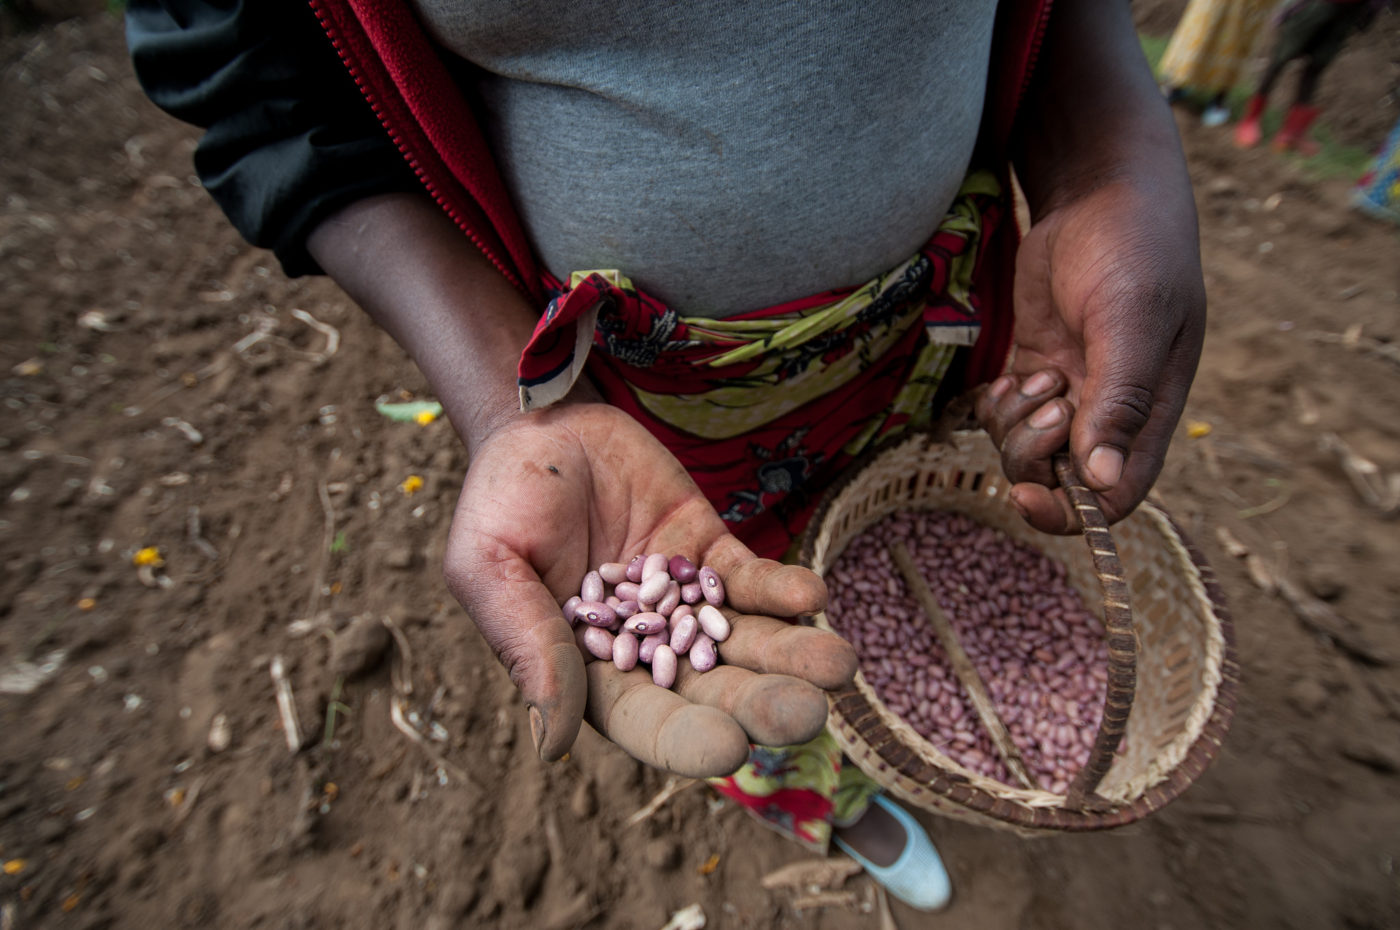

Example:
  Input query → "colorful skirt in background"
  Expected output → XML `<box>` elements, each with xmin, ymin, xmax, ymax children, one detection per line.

<box><xmin>1158</xmin><ymin>0</ymin><xmax>1275</xmax><ymax>93</ymax></box>
<box><xmin>1352</xmin><ymin>118</ymin><xmax>1400</xmax><ymax>226</ymax></box>
<box><xmin>518</xmin><ymin>173</ymin><xmax>1006</xmax><ymax>847</ymax></box>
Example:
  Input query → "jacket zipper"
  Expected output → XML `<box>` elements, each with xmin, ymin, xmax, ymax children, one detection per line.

<box><xmin>306</xmin><ymin>0</ymin><xmax>531</xmax><ymax>298</ymax></box>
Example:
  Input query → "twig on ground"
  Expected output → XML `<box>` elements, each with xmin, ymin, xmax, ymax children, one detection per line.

<box><xmin>290</xmin><ymin>308</ymin><xmax>341</xmax><ymax>365</ymax></box>
<box><xmin>162</xmin><ymin>416</ymin><xmax>204</xmax><ymax>445</ymax></box>
<box><xmin>304</xmin><ymin>453</ymin><xmax>339</xmax><ymax>623</ymax></box>
<box><xmin>625</xmin><ymin>775</ymin><xmax>699</xmax><ymax>828</ymax></box>
<box><xmin>171</xmin><ymin>774</ymin><xmax>208</xmax><ymax>830</ymax></box>
<box><xmin>323</xmin><ymin>675</ymin><xmax>350</xmax><ymax>748</ymax></box>
<box><xmin>270</xmin><ymin>654</ymin><xmax>305</xmax><ymax>753</ymax></box>
<box><xmin>232</xmin><ymin>317</ymin><xmax>276</xmax><ymax>355</ymax></box>
<box><xmin>1319</xmin><ymin>432</ymin><xmax>1400</xmax><ymax>517</ymax></box>
<box><xmin>761</xmin><ymin>857</ymin><xmax>864</xmax><ymax>892</ymax></box>
<box><xmin>187</xmin><ymin>507</ymin><xmax>219</xmax><ymax>561</ymax></box>
<box><xmin>388</xmin><ymin>697</ymin><xmax>470</xmax><ymax>784</ymax></box>
<box><xmin>380</xmin><ymin>613</ymin><xmax>469</xmax><ymax>783</ymax></box>
<box><xmin>382</xmin><ymin>614</ymin><xmax>415</xmax><ymax>698</ymax></box>
<box><xmin>1306</xmin><ymin>326</ymin><xmax>1400</xmax><ymax>370</ymax></box>
<box><xmin>874</xmin><ymin>883</ymin><xmax>899</xmax><ymax>930</ymax></box>
<box><xmin>792</xmin><ymin>890</ymin><xmax>858</xmax><ymax>911</ymax></box>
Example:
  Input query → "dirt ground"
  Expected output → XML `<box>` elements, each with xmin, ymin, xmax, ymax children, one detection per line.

<box><xmin>2</xmin><ymin>4</ymin><xmax>1399</xmax><ymax>929</ymax></box>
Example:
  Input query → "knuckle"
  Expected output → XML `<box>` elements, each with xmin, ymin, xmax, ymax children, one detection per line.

<box><xmin>1094</xmin><ymin>380</ymin><xmax>1156</xmax><ymax>433</ymax></box>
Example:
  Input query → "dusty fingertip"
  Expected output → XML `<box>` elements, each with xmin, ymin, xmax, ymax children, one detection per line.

<box><xmin>659</xmin><ymin>706</ymin><xmax>751</xmax><ymax>777</ymax></box>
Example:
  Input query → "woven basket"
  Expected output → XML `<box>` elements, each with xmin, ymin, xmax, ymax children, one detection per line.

<box><xmin>799</xmin><ymin>429</ymin><xmax>1239</xmax><ymax>834</ymax></box>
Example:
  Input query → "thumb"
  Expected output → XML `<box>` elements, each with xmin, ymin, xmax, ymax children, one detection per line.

<box><xmin>444</xmin><ymin>556</ymin><xmax>587</xmax><ymax>761</ymax></box>
<box><xmin>1073</xmin><ymin>307</ymin><xmax>1179</xmax><ymax>494</ymax></box>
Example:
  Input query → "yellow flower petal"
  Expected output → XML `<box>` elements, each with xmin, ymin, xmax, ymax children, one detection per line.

<box><xmin>399</xmin><ymin>475</ymin><xmax>424</xmax><ymax>496</ymax></box>
<box><xmin>698</xmin><ymin>853</ymin><xmax>720</xmax><ymax>875</ymax></box>
<box><xmin>132</xmin><ymin>547</ymin><xmax>164</xmax><ymax>568</ymax></box>
<box><xmin>3</xmin><ymin>859</ymin><xmax>26</xmax><ymax>875</ymax></box>
<box><xmin>414</xmin><ymin>409</ymin><xmax>438</xmax><ymax>425</ymax></box>
<box><xmin>1186</xmin><ymin>420</ymin><xmax>1213</xmax><ymax>439</ymax></box>
<box><xmin>77</xmin><ymin>598</ymin><xmax>96</xmax><ymax>611</ymax></box>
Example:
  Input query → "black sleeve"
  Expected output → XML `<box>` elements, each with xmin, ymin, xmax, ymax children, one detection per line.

<box><xmin>126</xmin><ymin>0</ymin><xmax>421</xmax><ymax>276</ymax></box>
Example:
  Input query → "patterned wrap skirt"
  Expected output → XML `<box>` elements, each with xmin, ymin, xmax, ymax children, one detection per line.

<box><xmin>1158</xmin><ymin>0</ymin><xmax>1276</xmax><ymax>93</ymax></box>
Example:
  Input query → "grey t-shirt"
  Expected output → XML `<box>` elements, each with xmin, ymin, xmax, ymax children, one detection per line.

<box><xmin>411</xmin><ymin>0</ymin><xmax>999</xmax><ymax>316</ymax></box>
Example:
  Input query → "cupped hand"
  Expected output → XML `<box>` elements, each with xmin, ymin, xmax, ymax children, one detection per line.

<box><xmin>976</xmin><ymin>178</ymin><xmax>1205</xmax><ymax>534</ymax></box>
<box><xmin>443</xmin><ymin>402</ymin><xmax>857</xmax><ymax>777</ymax></box>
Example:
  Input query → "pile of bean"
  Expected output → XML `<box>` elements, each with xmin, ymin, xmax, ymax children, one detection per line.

<box><xmin>566</xmin><ymin>553</ymin><xmax>731</xmax><ymax>689</ymax></box>
<box><xmin>824</xmin><ymin>509</ymin><xmax>1109</xmax><ymax>793</ymax></box>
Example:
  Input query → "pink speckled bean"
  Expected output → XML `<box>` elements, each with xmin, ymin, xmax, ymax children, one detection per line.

<box><xmin>613</xmin><ymin>631</ymin><xmax>640</xmax><ymax>671</ymax></box>
<box><xmin>580</xmin><ymin>570</ymin><xmax>605</xmax><ymax>604</ymax></box>
<box><xmin>575</xmin><ymin>601</ymin><xmax>617</xmax><ymax>629</ymax></box>
<box><xmin>680</xmin><ymin>582</ymin><xmax>703</xmax><ymax>605</ymax></box>
<box><xmin>657</xmin><ymin>580</ymin><xmax>682</xmax><ymax>616</ymax></box>
<box><xmin>651</xmin><ymin>645</ymin><xmax>678</xmax><ymax>689</ymax></box>
<box><xmin>639</xmin><ymin>631</ymin><xmax>668</xmax><ymax>664</ymax></box>
<box><xmin>615</xmin><ymin>600</ymin><xmax>640</xmax><ymax>620</ymax></box>
<box><xmin>689</xmin><ymin>633</ymin><xmax>718</xmax><ymax>672</ymax></box>
<box><xmin>599</xmin><ymin>561</ymin><xmax>630</xmax><ymax>585</ymax></box>
<box><xmin>614</xmin><ymin>581</ymin><xmax>641</xmax><ymax>602</ymax></box>
<box><xmin>580</xmin><ymin>625</ymin><xmax>615</xmax><ymax>661</ymax></box>
<box><xmin>642</xmin><ymin>552</ymin><xmax>670</xmax><ymax>583</ymax></box>
<box><xmin>696</xmin><ymin>604</ymin><xmax>731</xmax><ymax>643</ymax></box>
<box><xmin>562</xmin><ymin>596</ymin><xmax>582</xmax><ymax>626</ymax></box>
<box><xmin>668</xmin><ymin>555</ymin><xmax>698</xmax><ymax>584</ymax></box>
<box><xmin>669</xmin><ymin>613</ymin><xmax>698</xmax><ymax>654</ymax></box>
<box><xmin>637</xmin><ymin>571</ymin><xmax>671</xmax><ymax>606</ymax></box>
<box><xmin>697</xmin><ymin>566</ymin><xmax>725</xmax><ymax>607</ymax></box>
<box><xmin>624</xmin><ymin>611</ymin><xmax>668</xmax><ymax>636</ymax></box>
<box><xmin>625</xmin><ymin>555</ymin><xmax>646</xmax><ymax>584</ymax></box>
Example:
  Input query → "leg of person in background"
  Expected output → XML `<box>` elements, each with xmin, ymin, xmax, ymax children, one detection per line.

<box><xmin>1201</xmin><ymin>90</ymin><xmax>1231</xmax><ymax>127</ymax></box>
<box><xmin>1234</xmin><ymin>52</ymin><xmax>1290</xmax><ymax>147</ymax></box>
<box><xmin>1271</xmin><ymin>54</ymin><xmax>1325</xmax><ymax>154</ymax></box>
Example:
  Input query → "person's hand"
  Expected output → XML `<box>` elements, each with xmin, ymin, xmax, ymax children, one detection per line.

<box><xmin>975</xmin><ymin>177</ymin><xmax>1205</xmax><ymax>534</ymax></box>
<box><xmin>443</xmin><ymin>401</ymin><xmax>858</xmax><ymax>777</ymax></box>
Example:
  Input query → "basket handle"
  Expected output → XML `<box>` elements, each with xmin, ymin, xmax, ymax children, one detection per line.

<box><xmin>1052</xmin><ymin>453</ymin><xmax>1138</xmax><ymax>809</ymax></box>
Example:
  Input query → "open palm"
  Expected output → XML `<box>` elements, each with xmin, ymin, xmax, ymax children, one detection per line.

<box><xmin>443</xmin><ymin>402</ymin><xmax>857</xmax><ymax>776</ymax></box>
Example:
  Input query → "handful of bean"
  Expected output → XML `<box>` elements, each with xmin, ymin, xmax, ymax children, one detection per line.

<box><xmin>825</xmin><ymin>509</ymin><xmax>1110</xmax><ymax>793</ymax></box>
<box><xmin>566</xmin><ymin>553</ymin><xmax>731</xmax><ymax>689</ymax></box>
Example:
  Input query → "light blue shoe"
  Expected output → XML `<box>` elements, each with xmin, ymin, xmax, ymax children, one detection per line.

<box><xmin>833</xmin><ymin>794</ymin><xmax>952</xmax><ymax>911</ymax></box>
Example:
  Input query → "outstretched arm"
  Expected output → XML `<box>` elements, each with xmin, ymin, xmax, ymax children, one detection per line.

<box><xmin>977</xmin><ymin>0</ymin><xmax>1206</xmax><ymax>533</ymax></box>
<box><xmin>308</xmin><ymin>194</ymin><xmax>857</xmax><ymax>776</ymax></box>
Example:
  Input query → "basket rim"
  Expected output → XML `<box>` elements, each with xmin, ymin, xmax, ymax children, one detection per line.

<box><xmin>799</xmin><ymin>428</ymin><xmax>1240</xmax><ymax>831</ymax></box>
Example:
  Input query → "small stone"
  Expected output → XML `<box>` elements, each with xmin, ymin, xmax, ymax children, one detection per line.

<box><xmin>329</xmin><ymin>615</ymin><xmax>391</xmax><ymax>679</ymax></box>
<box><xmin>385</xmin><ymin>546</ymin><xmax>415</xmax><ymax>570</ymax></box>
<box><xmin>206</xmin><ymin>713</ymin><xmax>233</xmax><ymax>753</ymax></box>
<box><xmin>1286</xmin><ymin>678</ymin><xmax>1329</xmax><ymax>717</ymax></box>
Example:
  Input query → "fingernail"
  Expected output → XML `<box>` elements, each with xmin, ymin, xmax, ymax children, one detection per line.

<box><xmin>1028</xmin><ymin>402</ymin><xmax>1065</xmax><ymax>429</ymax></box>
<box><xmin>1020</xmin><ymin>371</ymin><xmax>1056</xmax><ymax>396</ymax></box>
<box><xmin>988</xmin><ymin>376</ymin><xmax>1014</xmax><ymax>401</ymax></box>
<box><xmin>1087</xmin><ymin>445</ymin><xmax>1124</xmax><ymax>488</ymax></box>
<box><xmin>528</xmin><ymin>706</ymin><xmax>545</xmax><ymax>758</ymax></box>
<box><xmin>1009</xmin><ymin>490</ymin><xmax>1030</xmax><ymax>521</ymax></box>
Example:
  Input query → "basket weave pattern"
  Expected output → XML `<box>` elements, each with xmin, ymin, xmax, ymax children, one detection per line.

<box><xmin>801</xmin><ymin>430</ymin><xmax>1239</xmax><ymax>833</ymax></box>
